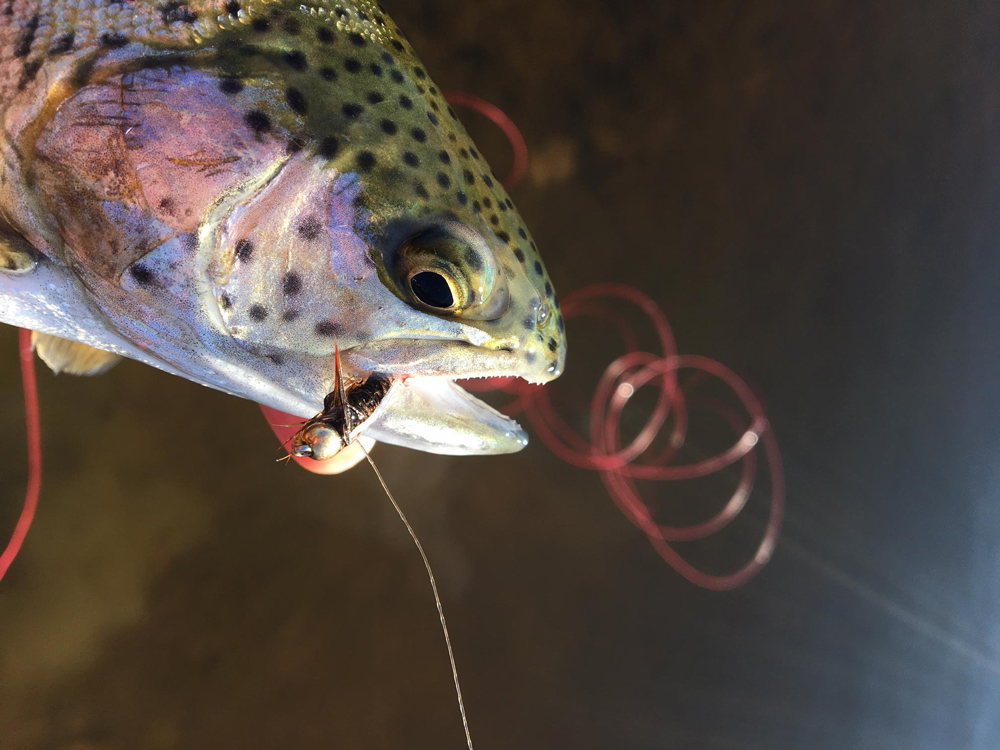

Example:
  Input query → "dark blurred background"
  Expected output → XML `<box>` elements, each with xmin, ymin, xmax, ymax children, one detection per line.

<box><xmin>3</xmin><ymin>1</ymin><xmax>1000</xmax><ymax>748</ymax></box>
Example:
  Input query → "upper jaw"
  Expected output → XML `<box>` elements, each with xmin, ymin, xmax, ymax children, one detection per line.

<box><xmin>342</xmin><ymin>337</ymin><xmax>559</xmax><ymax>385</ymax></box>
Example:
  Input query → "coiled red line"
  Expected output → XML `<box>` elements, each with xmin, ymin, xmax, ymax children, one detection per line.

<box><xmin>448</xmin><ymin>93</ymin><xmax>785</xmax><ymax>589</ymax></box>
<box><xmin>0</xmin><ymin>329</ymin><xmax>42</xmax><ymax>583</ymax></box>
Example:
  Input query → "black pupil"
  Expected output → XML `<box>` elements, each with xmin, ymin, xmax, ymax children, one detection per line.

<box><xmin>410</xmin><ymin>271</ymin><xmax>454</xmax><ymax>308</ymax></box>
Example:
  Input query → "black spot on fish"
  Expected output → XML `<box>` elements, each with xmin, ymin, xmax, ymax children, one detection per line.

<box><xmin>297</xmin><ymin>217</ymin><xmax>321</xmax><ymax>240</ymax></box>
<box><xmin>436</xmin><ymin>172</ymin><xmax>450</xmax><ymax>189</ymax></box>
<box><xmin>402</xmin><ymin>151</ymin><xmax>419</xmax><ymax>167</ymax></box>
<box><xmin>13</xmin><ymin>14</ymin><xmax>39</xmax><ymax>57</ymax></box>
<box><xmin>159</xmin><ymin>2</ymin><xmax>197</xmax><ymax>25</ymax></box>
<box><xmin>390</xmin><ymin>69</ymin><xmax>405</xmax><ymax>84</ymax></box>
<box><xmin>463</xmin><ymin>170</ymin><xmax>475</xmax><ymax>185</ymax></box>
<box><xmin>410</xmin><ymin>128</ymin><xmax>426</xmax><ymax>142</ymax></box>
<box><xmin>342</xmin><ymin>103</ymin><xmax>363</xmax><ymax>118</ymax></box>
<box><xmin>249</xmin><ymin>304</ymin><xmax>268</xmax><ymax>321</ymax></box>
<box><xmin>282</xmin><ymin>309</ymin><xmax>301</xmax><ymax>322</ymax></box>
<box><xmin>348</xmin><ymin>32</ymin><xmax>365</xmax><ymax>46</ymax></box>
<box><xmin>547</xmin><ymin>338</ymin><xmax>557</xmax><ymax>352</ymax></box>
<box><xmin>483</xmin><ymin>198</ymin><xmax>492</xmax><ymax>209</ymax></box>
<box><xmin>219</xmin><ymin>76</ymin><xmax>243</xmax><ymax>94</ymax></box>
<box><xmin>463</xmin><ymin>247</ymin><xmax>483</xmax><ymax>271</ymax></box>
<box><xmin>17</xmin><ymin>60</ymin><xmax>40</xmax><ymax>90</ymax></box>
<box><xmin>100</xmin><ymin>32</ymin><xmax>128</xmax><ymax>48</ymax></box>
<box><xmin>334</xmin><ymin>6</ymin><xmax>347</xmax><ymax>18</ymax></box>
<box><xmin>269</xmin><ymin>353</ymin><xmax>286</xmax><ymax>365</ymax></box>
<box><xmin>438</xmin><ymin>150</ymin><xmax>451</xmax><ymax>164</ymax></box>
<box><xmin>251</xmin><ymin>17</ymin><xmax>269</xmax><ymax>32</ymax></box>
<box><xmin>129</xmin><ymin>263</ymin><xmax>154</xmax><ymax>286</ymax></box>
<box><xmin>235</xmin><ymin>238</ymin><xmax>254</xmax><ymax>261</ymax></box>
<box><xmin>533</xmin><ymin>261</ymin><xmax>543</xmax><ymax>276</ymax></box>
<box><xmin>469</xmin><ymin>147</ymin><xmax>480</xmax><ymax>160</ymax></box>
<box><xmin>490</xmin><ymin>215</ymin><xmax>499</xmax><ymax>226</ymax></box>
<box><xmin>497</xmin><ymin>231</ymin><xmax>510</xmax><ymax>244</ymax></box>
<box><xmin>544</xmin><ymin>281</ymin><xmax>553</xmax><ymax>297</ymax></box>
<box><xmin>344</xmin><ymin>57</ymin><xmax>361</xmax><ymax>73</ymax></box>
<box><xmin>356</xmin><ymin>151</ymin><xmax>376</xmax><ymax>172</ymax></box>
<box><xmin>225</xmin><ymin>0</ymin><xmax>240</xmax><ymax>16</ymax></box>
<box><xmin>369</xmin><ymin>63</ymin><xmax>383</xmax><ymax>76</ymax></box>
<box><xmin>320</xmin><ymin>66</ymin><xmax>337</xmax><ymax>81</ymax></box>
<box><xmin>158</xmin><ymin>196</ymin><xmax>175</xmax><ymax>211</ymax></box>
<box><xmin>427</xmin><ymin>111</ymin><xmax>439</xmax><ymax>126</ymax></box>
<box><xmin>391</xmin><ymin>39</ymin><xmax>405</xmax><ymax>52</ymax></box>
<box><xmin>413</xmin><ymin>66</ymin><xmax>426</xmax><ymax>79</ymax></box>
<box><xmin>48</xmin><ymin>31</ymin><xmax>75</xmax><ymax>55</ymax></box>
<box><xmin>244</xmin><ymin>110</ymin><xmax>271</xmax><ymax>134</ymax></box>
<box><xmin>286</xmin><ymin>136</ymin><xmax>305</xmax><ymax>154</ymax></box>
<box><xmin>317</xmin><ymin>26</ymin><xmax>334</xmax><ymax>43</ymax></box>
<box><xmin>517</xmin><ymin>227</ymin><xmax>527</xmax><ymax>239</ymax></box>
<box><xmin>315</xmin><ymin>320</ymin><xmax>342</xmax><ymax>337</ymax></box>
<box><xmin>514</xmin><ymin>248</ymin><xmax>525</xmax><ymax>262</ymax></box>
<box><xmin>283</xmin><ymin>50</ymin><xmax>307</xmax><ymax>71</ymax></box>
<box><xmin>220</xmin><ymin>293</ymin><xmax>233</xmax><ymax>310</ymax></box>
<box><xmin>459</xmin><ymin>148</ymin><xmax>469</xmax><ymax>159</ymax></box>
<box><xmin>415</xmin><ymin>184</ymin><xmax>429</xmax><ymax>199</ymax></box>
<box><xmin>481</xmin><ymin>174</ymin><xmax>494</xmax><ymax>188</ymax></box>
<box><xmin>381</xmin><ymin>51</ymin><xmax>393</xmax><ymax>64</ymax></box>
<box><xmin>456</xmin><ymin>191</ymin><xmax>468</xmax><ymax>205</ymax></box>
<box><xmin>448</xmin><ymin>107</ymin><xmax>458</xmax><ymax>120</ymax></box>
<box><xmin>471</xmin><ymin>200</ymin><xmax>481</xmax><ymax>213</ymax></box>
<box><xmin>285</xmin><ymin>87</ymin><xmax>307</xmax><ymax>114</ymax></box>
<box><xmin>380</xmin><ymin>119</ymin><xmax>398</xmax><ymax>135</ymax></box>
<box><xmin>282</xmin><ymin>16</ymin><xmax>300</xmax><ymax>34</ymax></box>
<box><xmin>367</xmin><ymin>91</ymin><xmax>385</xmax><ymax>104</ymax></box>
<box><xmin>318</xmin><ymin>136</ymin><xmax>339</xmax><ymax>158</ymax></box>
<box><xmin>282</xmin><ymin>272</ymin><xmax>303</xmax><ymax>295</ymax></box>
<box><xmin>399</xmin><ymin>95</ymin><xmax>413</xmax><ymax>109</ymax></box>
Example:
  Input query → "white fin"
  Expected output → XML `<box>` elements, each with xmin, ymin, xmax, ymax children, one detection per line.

<box><xmin>31</xmin><ymin>332</ymin><xmax>122</xmax><ymax>376</ymax></box>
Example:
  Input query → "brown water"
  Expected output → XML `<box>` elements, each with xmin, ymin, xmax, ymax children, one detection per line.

<box><xmin>3</xmin><ymin>1</ymin><xmax>1000</xmax><ymax>748</ymax></box>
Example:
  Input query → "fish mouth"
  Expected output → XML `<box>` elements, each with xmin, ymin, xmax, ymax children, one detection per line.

<box><xmin>336</xmin><ymin>338</ymin><xmax>541</xmax><ymax>456</ymax></box>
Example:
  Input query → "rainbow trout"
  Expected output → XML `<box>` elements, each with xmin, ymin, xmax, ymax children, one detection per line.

<box><xmin>0</xmin><ymin>0</ymin><xmax>566</xmax><ymax>455</ymax></box>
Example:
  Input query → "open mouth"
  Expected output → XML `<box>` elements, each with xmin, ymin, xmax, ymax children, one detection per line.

<box><xmin>300</xmin><ymin>339</ymin><xmax>534</xmax><ymax>456</ymax></box>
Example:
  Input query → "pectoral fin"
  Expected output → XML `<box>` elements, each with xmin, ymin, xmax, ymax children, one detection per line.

<box><xmin>31</xmin><ymin>332</ymin><xmax>122</xmax><ymax>376</ymax></box>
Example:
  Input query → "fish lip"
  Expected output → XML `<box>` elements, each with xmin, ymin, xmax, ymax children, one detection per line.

<box><xmin>340</xmin><ymin>337</ymin><xmax>556</xmax><ymax>385</ymax></box>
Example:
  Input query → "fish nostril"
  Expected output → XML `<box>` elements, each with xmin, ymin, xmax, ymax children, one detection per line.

<box><xmin>535</xmin><ymin>303</ymin><xmax>550</xmax><ymax>327</ymax></box>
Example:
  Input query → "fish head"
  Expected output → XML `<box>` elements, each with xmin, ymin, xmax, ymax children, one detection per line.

<box><xmin>20</xmin><ymin>3</ymin><xmax>566</xmax><ymax>455</ymax></box>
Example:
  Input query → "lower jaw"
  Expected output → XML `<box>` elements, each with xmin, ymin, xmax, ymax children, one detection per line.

<box><xmin>355</xmin><ymin>376</ymin><xmax>528</xmax><ymax>456</ymax></box>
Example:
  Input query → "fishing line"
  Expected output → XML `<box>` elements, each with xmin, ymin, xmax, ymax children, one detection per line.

<box><xmin>360</xmin><ymin>442</ymin><xmax>476</xmax><ymax>750</ymax></box>
<box><xmin>0</xmin><ymin>328</ymin><xmax>42</xmax><ymax>583</ymax></box>
<box><xmin>445</xmin><ymin>93</ymin><xmax>786</xmax><ymax>589</ymax></box>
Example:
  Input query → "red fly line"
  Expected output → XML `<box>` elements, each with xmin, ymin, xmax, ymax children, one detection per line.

<box><xmin>447</xmin><ymin>94</ymin><xmax>785</xmax><ymax>589</ymax></box>
<box><xmin>0</xmin><ymin>328</ymin><xmax>42</xmax><ymax>583</ymax></box>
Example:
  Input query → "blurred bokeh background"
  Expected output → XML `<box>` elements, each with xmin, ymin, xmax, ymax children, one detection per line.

<box><xmin>3</xmin><ymin>1</ymin><xmax>1000</xmax><ymax>747</ymax></box>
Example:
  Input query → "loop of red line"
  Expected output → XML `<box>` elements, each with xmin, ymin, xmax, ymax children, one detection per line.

<box><xmin>0</xmin><ymin>328</ymin><xmax>42</xmax><ymax>584</ymax></box>
<box><xmin>444</xmin><ymin>95</ymin><xmax>786</xmax><ymax>588</ymax></box>
<box><xmin>460</xmin><ymin>285</ymin><xmax>785</xmax><ymax>590</ymax></box>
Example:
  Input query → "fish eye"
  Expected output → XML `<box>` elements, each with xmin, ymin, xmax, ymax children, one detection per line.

<box><xmin>409</xmin><ymin>270</ymin><xmax>456</xmax><ymax>309</ymax></box>
<box><xmin>393</xmin><ymin>223</ymin><xmax>509</xmax><ymax>319</ymax></box>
